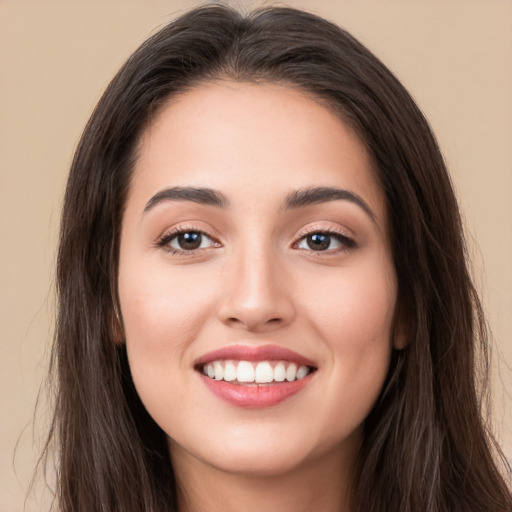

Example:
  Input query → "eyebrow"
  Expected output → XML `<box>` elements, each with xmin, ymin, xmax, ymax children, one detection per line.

<box><xmin>143</xmin><ymin>185</ymin><xmax>376</xmax><ymax>222</ymax></box>
<box><xmin>144</xmin><ymin>186</ymin><xmax>229</xmax><ymax>212</ymax></box>
<box><xmin>283</xmin><ymin>187</ymin><xmax>376</xmax><ymax>222</ymax></box>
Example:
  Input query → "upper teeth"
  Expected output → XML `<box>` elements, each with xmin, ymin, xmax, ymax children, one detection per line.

<box><xmin>202</xmin><ymin>360</ymin><xmax>311</xmax><ymax>384</ymax></box>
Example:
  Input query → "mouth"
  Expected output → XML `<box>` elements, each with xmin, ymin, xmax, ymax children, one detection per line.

<box><xmin>197</xmin><ymin>359</ymin><xmax>314</xmax><ymax>385</ymax></box>
<box><xmin>195</xmin><ymin>344</ymin><xmax>317</xmax><ymax>407</ymax></box>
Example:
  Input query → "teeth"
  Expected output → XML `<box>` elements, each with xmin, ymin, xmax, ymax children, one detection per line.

<box><xmin>274</xmin><ymin>363</ymin><xmax>286</xmax><ymax>382</ymax></box>
<box><xmin>213</xmin><ymin>361</ymin><xmax>224</xmax><ymax>381</ymax></box>
<box><xmin>223</xmin><ymin>361</ymin><xmax>237</xmax><ymax>381</ymax></box>
<box><xmin>286</xmin><ymin>363</ymin><xmax>297</xmax><ymax>382</ymax></box>
<box><xmin>201</xmin><ymin>360</ymin><xmax>312</xmax><ymax>384</ymax></box>
<box><xmin>236</xmin><ymin>361</ymin><xmax>255</xmax><ymax>382</ymax></box>
<box><xmin>296</xmin><ymin>365</ymin><xmax>309</xmax><ymax>380</ymax></box>
<box><xmin>255</xmin><ymin>361</ymin><xmax>273</xmax><ymax>383</ymax></box>
<box><xmin>274</xmin><ymin>362</ymin><xmax>286</xmax><ymax>382</ymax></box>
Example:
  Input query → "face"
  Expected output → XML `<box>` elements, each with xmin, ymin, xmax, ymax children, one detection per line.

<box><xmin>118</xmin><ymin>81</ymin><xmax>400</xmax><ymax>478</ymax></box>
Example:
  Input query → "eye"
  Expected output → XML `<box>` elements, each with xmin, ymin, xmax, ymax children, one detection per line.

<box><xmin>157</xmin><ymin>229</ymin><xmax>219</xmax><ymax>253</ymax></box>
<box><xmin>296</xmin><ymin>231</ymin><xmax>355</xmax><ymax>252</ymax></box>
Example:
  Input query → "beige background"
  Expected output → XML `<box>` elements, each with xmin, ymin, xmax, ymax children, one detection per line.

<box><xmin>1</xmin><ymin>1</ymin><xmax>511</xmax><ymax>510</ymax></box>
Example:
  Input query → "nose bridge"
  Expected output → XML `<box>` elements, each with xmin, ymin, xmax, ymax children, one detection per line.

<box><xmin>217</xmin><ymin>235</ymin><xmax>295</xmax><ymax>331</ymax></box>
<box><xmin>240</xmin><ymin>243</ymin><xmax>277</xmax><ymax>303</ymax></box>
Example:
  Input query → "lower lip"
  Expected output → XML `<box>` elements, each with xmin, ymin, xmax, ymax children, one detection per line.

<box><xmin>199</xmin><ymin>373</ymin><xmax>314</xmax><ymax>408</ymax></box>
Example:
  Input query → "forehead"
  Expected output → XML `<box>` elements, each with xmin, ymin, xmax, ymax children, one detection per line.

<box><xmin>129</xmin><ymin>80</ymin><xmax>386</xmax><ymax>226</ymax></box>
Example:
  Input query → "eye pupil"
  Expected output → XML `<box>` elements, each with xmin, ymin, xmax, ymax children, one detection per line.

<box><xmin>307</xmin><ymin>233</ymin><xmax>330</xmax><ymax>251</ymax></box>
<box><xmin>178</xmin><ymin>232</ymin><xmax>202</xmax><ymax>250</ymax></box>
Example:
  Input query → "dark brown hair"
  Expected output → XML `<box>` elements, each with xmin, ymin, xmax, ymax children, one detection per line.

<box><xmin>44</xmin><ymin>4</ymin><xmax>511</xmax><ymax>511</ymax></box>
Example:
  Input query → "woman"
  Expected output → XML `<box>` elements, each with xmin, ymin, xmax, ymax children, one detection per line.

<box><xmin>44</xmin><ymin>4</ymin><xmax>511</xmax><ymax>511</ymax></box>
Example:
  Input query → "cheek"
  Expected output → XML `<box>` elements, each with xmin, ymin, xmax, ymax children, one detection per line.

<box><xmin>298</xmin><ymin>258</ymin><xmax>397</xmax><ymax>345</ymax></box>
<box><xmin>297</xmin><ymin>260</ymin><xmax>396</xmax><ymax>417</ymax></box>
<box><xmin>118</xmin><ymin>262</ymin><xmax>220</xmax><ymax>429</ymax></box>
<box><xmin>118</xmin><ymin>260</ymin><xmax>221</xmax><ymax>412</ymax></box>
<box><xmin>119</xmin><ymin>261</ymin><xmax>216</xmax><ymax>348</ymax></box>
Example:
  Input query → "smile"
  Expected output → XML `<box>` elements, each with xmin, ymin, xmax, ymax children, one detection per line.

<box><xmin>200</xmin><ymin>360</ymin><xmax>313</xmax><ymax>384</ymax></box>
<box><xmin>195</xmin><ymin>344</ymin><xmax>317</xmax><ymax>407</ymax></box>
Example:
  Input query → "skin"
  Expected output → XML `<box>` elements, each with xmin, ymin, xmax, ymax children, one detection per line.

<box><xmin>118</xmin><ymin>81</ymin><xmax>402</xmax><ymax>512</ymax></box>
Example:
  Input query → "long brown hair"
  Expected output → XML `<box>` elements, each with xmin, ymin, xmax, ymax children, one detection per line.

<box><xmin>44</xmin><ymin>4</ymin><xmax>511</xmax><ymax>511</ymax></box>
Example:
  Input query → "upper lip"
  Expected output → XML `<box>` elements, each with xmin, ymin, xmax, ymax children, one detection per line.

<box><xmin>194</xmin><ymin>343</ymin><xmax>316</xmax><ymax>368</ymax></box>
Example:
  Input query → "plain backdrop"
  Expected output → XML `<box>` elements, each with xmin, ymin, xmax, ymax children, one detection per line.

<box><xmin>1</xmin><ymin>1</ymin><xmax>511</xmax><ymax>510</ymax></box>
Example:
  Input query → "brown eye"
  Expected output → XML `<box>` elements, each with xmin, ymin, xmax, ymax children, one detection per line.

<box><xmin>176</xmin><ymin>232</ymin><xmax>202</xmax><ymax>250</ymax></box>
<box><xmin>306</xmin><ymin>233</ymin><xmax>331</xmax><ymax>251</ymax></box>
<box><xmin>296</xmin><ymin>231</ymin><xmax>355</xmax><ymax>252</ymax></box>
<box><xmin>167</xmin><ymin>231</ymin><xmax>215</xmax><ymax>251</ymax></box>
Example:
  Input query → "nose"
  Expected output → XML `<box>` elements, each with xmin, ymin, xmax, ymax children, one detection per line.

<box><xmin>216</xmin><ymin>246</ymin><xmax>296</xmax><ymax>333</ymax></box>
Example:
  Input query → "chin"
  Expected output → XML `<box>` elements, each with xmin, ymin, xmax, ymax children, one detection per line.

<box><xmin>206</xmin><ymin>444</ymin><xmax>311</xmax><ymax>477</ymax></box>
<box><xmin>168</xmin><ymin>423</ymin><xmax>318</xmax><ymax>477</ymax></box>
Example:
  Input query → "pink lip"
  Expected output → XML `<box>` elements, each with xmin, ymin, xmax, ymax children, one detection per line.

<box><xmin>195</xmin><ymin>344</ymin><xmax>317</xmax><ymax>408</ymax></box>
<box><xmin>194</xmin><ymin>344</ymin><xmax>316</xmax><ymax>367</ymax></box>
<box><xmin>199</xmin><ymin>373</ymin><xmax>315</xmax><ymax>408</ymax></box>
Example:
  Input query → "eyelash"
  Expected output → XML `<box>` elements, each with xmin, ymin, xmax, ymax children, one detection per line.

<box><xmin>155</xmin><ymin>226</ymin><xmax>219</xmax><ymax>256</ymax></box>
<box><xmin>155</xmin><ymin>226</ymin><xmax>356</xmax><ymax>256</ymax></box>
<box><xmin>293</xmin><ymin>226</ymin><xmax>356</xmax><ymax>254</ymax></box>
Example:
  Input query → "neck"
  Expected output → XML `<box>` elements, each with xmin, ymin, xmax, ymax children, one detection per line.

<box><xmin>171</xmin><ymin>442</ymin><xmax>357</xmax><ymax>512</ymax></box>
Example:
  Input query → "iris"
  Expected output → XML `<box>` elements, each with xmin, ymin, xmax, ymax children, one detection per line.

<box><xmin>307</xmin><ymin>233</ymin><xmax>331</xmax><ymax>251</ymax></box>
